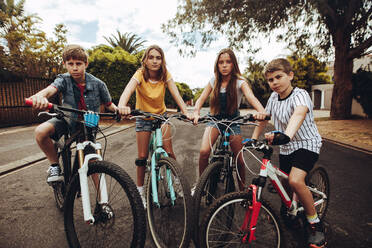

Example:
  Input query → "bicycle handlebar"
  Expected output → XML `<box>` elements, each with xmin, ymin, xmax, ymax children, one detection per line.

<box><xmin>198</xmin><ymin>113</ymin><xmax>270</xmax><ymax>124</ymax></box>
<box><xmin>129</xmin><ymin>109</ymin><xmax>190</xmax><ymax>122</ymax></box>
<box><xmin>25</xmin><ymin>98</ymin><xmax>120</xmax><ymax>119</ymax></box>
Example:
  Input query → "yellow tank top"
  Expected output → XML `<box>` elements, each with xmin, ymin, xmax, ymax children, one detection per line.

<box><xmin>133</xmin><ymin>69</ymin><xmax>172</xmax><ymax>114</ymax></box>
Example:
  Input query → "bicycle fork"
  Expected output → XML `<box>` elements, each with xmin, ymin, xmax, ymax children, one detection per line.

<box><xmin>241</xmin><ymin>184</ymin><xmax>262</xmax><ymax>243</ymax></box>
<box><xmin>76</xmin><ymin>141</ymin><xmax>107</xmax><ymax>224</ymax></box>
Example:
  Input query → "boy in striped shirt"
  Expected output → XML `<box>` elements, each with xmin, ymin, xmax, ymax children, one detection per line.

<box><xmin>251</xmin><ymin>58</ymin><xmax>325</xmax><ymax>248</ymax></box>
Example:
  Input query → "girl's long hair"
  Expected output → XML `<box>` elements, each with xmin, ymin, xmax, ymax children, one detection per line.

<box><xmin>210</xmin><ymin>48</ymin><xmax>240</xmax><ymax>115</ymax></box>
<box><xmin>141</xmin><ymin>45</ymin><xmax>167</xmax><ymax>82</ymax></box>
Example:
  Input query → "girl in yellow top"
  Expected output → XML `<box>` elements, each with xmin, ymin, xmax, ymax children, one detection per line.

<box><xmin>118</xmin><ymin>45</ymin><xmax>191</xmax><ymax>207</ymax></box>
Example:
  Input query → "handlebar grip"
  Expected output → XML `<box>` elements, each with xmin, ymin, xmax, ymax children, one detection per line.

<box><xmin>244</xmin><ymin>114</ymin><xmax>271</xmax><ymax>121</ymax></box>
<box><xmin>25</xmin><ymin>98</ymin><xmax>53</xmax><ymax>109</ymax></box>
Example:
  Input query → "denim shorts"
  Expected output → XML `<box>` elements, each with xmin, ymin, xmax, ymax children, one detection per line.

<box><xmin>135</xmin><ymin>118</ymin><xmax>154</xmax><ymax>132</ymax></box>
<box><xmin>206</xmin><ymin>122</ymin><xmax>241</xmax><ymax>135</ymax></box>
<box><xmin>47</xmin><ymin>117</ymin><xmax>69</xmax><ymax>141</ymax></box>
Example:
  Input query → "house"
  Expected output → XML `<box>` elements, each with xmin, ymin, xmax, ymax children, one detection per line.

<box><xmin>311</xmin><ymin>55</ymin><xmax>371</xmax><ymax>116</ymax></box>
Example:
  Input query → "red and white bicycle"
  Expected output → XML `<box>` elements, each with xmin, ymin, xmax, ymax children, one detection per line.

<box><xmin>199</xmin><ymin>133</ymin><xmax>330</xmax><ymax>248</ymax></box>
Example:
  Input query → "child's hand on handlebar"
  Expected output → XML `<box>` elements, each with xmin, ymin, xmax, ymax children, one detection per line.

<box><xmin>27</xmin><ymin>96</ymin><xmax>50</xmax><ymax>110</ymax></box>
<box><xmin>181</xmin><ymin>111</ymin><xmax>194</xmax><ymax>121</ymax></box>
<box><xmin>117</xmin><ymin>106</ymin><xmax>131</xmax><ymax>118</ymax></box>
<box><xmin>265</xmin><ymin>131</ymin><xmax>290</xmax><ymax>145</ymax></box>
<box><xmin>192</xmin><ymin>111</ymin><xmax>200</xmax><ymax>125</ymax></box>
<box><xmin>254</xmin><ymin>112</ymin><xmax>269</xmax><ymax>121</ymax></box>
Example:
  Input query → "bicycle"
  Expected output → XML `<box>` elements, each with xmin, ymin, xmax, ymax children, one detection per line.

<box><xmin>129</xmin><ymin>110</ymin><xmax>193</xmax><ymax>248</ymax></box>
<box><xmin>192</xmin><ymin>114</ymin><xmax>270</xmax><ymax>244</ymax></box>
<box><xmin>25</xmin><ymin>99</ymin><xmax>147</xmax><ymax>248</ymax></box>
<box><xmin>199</xmin><ymin>134</ymin><xmax>330</xmax><ymax>248</ymax></box>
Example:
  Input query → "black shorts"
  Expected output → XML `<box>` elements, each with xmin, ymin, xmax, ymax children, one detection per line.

<box><xmin>279</xmin><ymin>148</ymin><xmax>319</xmax><ymax>174</ymax></box>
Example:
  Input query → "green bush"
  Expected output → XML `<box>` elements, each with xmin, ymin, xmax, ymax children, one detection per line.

<box><xmin>352</xmin><ymin>69</ymin><xmax>372</xmax><ymax>118</ymax></box>
<box><xmin>87</xmin><ymin>45</ymin><xmax>141</xmax><ymax>106</ymax></box>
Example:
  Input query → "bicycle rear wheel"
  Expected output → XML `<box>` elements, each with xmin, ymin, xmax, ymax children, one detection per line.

<box><xmin>200</xmin><ymin>191</ymin><xmax>282</xmax><ymax>248</ymax></box>
<box><xmin>193</xmin><ymin>160</ymin><xmax>236</xmax><ymax>243</ymax></box>
<box><xmin>64</xmin><ymin>160</ymin><xmax>146</xmax><ymax>248</ymax></box>
<box><xmin>306</xmin><ymin>166</ymin><xmax>330</xmax><ymax>219</ymax></box>
<box><xmin>146</xmin><ymin>157</ymin><xmax>192</xmax><ymax>248</ymax></box>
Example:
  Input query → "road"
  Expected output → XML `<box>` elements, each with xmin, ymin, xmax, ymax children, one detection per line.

<box><xmin>0</xmin><ymin>119</ymin><xmax>371</xmax><ymax>247</ymax></box>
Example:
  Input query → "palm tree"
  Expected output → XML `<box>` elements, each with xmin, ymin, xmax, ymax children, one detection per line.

<box><xmin>104</xmin><ymin>30</ymin><xmax>146</xmax><ymax>54</ymax></box>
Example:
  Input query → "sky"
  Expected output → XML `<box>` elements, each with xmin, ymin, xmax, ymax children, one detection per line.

<box><xmin>24</xmin><ymin>0</ymin><xmax>290</xmax><ymax>89</ymax></box>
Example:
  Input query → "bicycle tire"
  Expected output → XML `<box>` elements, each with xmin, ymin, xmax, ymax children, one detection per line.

<box><xmin>192</xmin><ymin>160</ymin><xmax>236</xmax><ymax>243</ymax></box>
<box><xmin>52</xmin><ymin>148</ymin><xmax>70</xmax><ymax>211</ymax></box>
<box><xmin>64</xmin><ymin>160</ymin><xmax>146</xmax><ymax>248</ymax></box>
<box><xmin>146</xmin><ymin>157</ymin><xmax>192</xmax><ymax>248</ymax></box>
<box><xmin>306</xmin><ymin>166</ymin><xmax>330</xmax><ymax>219</ymax></box>
<box><xmin>199</xmin><ymin>191</ymin><xmax>283</xmax><ymax>248</ymax></box>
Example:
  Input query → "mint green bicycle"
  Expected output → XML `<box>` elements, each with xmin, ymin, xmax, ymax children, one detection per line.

<box><xmin>130</xmin><ymin>110</ymin><xmax>192</xmax><ymax>248</ymax></box>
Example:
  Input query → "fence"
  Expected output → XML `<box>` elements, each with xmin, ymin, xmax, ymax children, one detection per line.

<box><xmin>0</xmin><ymin>78</ymin><xmax>55</xmax><ymax>127</ymax></box>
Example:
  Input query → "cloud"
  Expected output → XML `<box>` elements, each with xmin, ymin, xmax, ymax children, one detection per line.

<box><xmin>24</xmin><ymin>0</ymin><xmax>290</xmax><ymax>89</ymax></box>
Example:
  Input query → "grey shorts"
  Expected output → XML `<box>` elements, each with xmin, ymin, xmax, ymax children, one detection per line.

<box><xmin>47</xmin><ymin>117</ymin><xmax>69</xmax><ymax>141</ymax></box>
<box><xmin>206</xmin><ymin>122</ymin><xmax>241</xmax><ymax>135</ymax></box>
<box><xmin>135</xmin><ymin>118</ymin><xmax>154</xmax><ymax>132</ymax></box>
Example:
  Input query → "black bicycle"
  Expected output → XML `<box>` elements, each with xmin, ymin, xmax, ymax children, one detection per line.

<box><xmin>192</xmin><ymin>114</ymin><xmax>269</xmax><ymax>244</ymax></box>
<box><xmin>26</xmin><ymin>99</ymin><xmax>146</xmax><ymax>248</ymax></box>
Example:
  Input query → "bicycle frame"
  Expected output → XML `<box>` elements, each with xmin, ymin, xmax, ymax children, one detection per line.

<box><xmin>149</xmin><ymin>126</ymin><xmax>177</xmax><ymax>207</ymax></box>
<box><xmin>241</xmin><ymin>144</ymin><xmax>328</xmax><ymax>243</ymax></box>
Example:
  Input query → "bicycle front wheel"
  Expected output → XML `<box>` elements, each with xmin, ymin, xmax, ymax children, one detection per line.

<box><xmin>64</xmin><ymin>161</ymin><xmax>146</xmax><ymax>248</ymax></box>
<box><xmin>146</xmin><ymin>157</ymin><xmax>192</xmax><ymax>248</ymax></box>
<box><xmin>306</xmin><ymin>166</ymin><xmax>330</xmax><ymax>219</ymax></box>
<box><xmin>193</xmin><ymin>161</ymin><xmax>235</xmax><ymax>242</ymax></box>
<box><xmin>200</xmin><ymin>191</ymin><xmax>282</xmax><ymax>248</ymax></box>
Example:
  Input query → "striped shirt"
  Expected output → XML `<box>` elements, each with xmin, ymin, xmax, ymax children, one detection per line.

<box><xmin>265</xmin><ymin>87</ymin><xmax>322</xmax><ymax>155</ymax></box>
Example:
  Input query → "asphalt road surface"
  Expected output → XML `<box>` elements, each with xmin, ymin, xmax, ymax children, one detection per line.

<box><xmin>0</xmin><ymin>119</ymin><xmax>371</xmax><ymax>247</ymax></box>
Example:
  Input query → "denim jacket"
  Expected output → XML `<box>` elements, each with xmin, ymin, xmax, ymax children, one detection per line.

<box><xmin>51</xmin><ymin>73</ymin><xmax>112</xmax><ymax>129</ymax></box>
<box><xmin>51</xmin><ymin>72</ymin><xmax>112</xmax><ymax>112</ymax></box>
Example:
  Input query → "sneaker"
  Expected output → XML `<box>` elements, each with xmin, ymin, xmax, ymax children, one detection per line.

<box><xmin>173</xmin><ymin>178</ymin><xmax>184</xmax><ymax>198</ymax></box>
<box><xmin>307</xmin><ymin>221</ymin><xmax>326</xmax><ymax>248</ymax></box>
<box><xmin>138</xmin><ymin>190</ymin><xmax>146</xmax><ymax>209</ymax></box>
<box><xmin>47</xmin><ymin>165</ymin><xmax>63</xmax><ymax>183</ymax></box>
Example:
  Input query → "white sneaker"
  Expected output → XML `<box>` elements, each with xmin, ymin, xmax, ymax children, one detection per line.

<box><xmin>138</xmin><ymin>190</ymin><xmax>146</xmax><ymax>209</ymax></box>
<box><xmin>47</xmin><ymin>165</ymin><xmax>63</xmax><ymax>183</ymax></box>
<box><xmin>173</xmin><ymin>178</ymin><xmax>184</xmax><ymax>198</ymax></box>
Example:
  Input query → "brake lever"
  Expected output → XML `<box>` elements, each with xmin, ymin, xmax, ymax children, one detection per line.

<box><xmin>38</xmin><ymin>111</ymin><xmax>58</xmax><ymax>117</ymax></box>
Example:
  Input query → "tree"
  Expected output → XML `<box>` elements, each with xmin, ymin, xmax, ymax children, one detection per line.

<box><xmin>243</xmin><ymin>59</ymin><xmax>271</xmax><ymax>106</ymax></box>
<box><xmin>163</xmin><ymin>0</ymin><xmax>372</xmax><ymax>119</ymax></box>
<box><xmin>104</xmin><ymin>30</ymin><xmax>146</xmax><ymax>54</ymax></box>
<box><xmin>165</xmin><ymin>82</ymin><xmax>194</xmax><ymax>108</ymax></box>
<box><xmin>0</xmin><ymin>0</ymin><xmax>67</xmax><ymax>78</ymax></box>
<box><xmin>192</xmin><ymin>87</ymin><xmax>209</xmax><ymax>107</ymax></box>
<box><xmin>288</xmin><ymin>54</ymin><xmax>332</xmax><ymax>92</ymax></box>
<box><xmin>87</xmin><ymin>45</ymin><xmax>141</xmax><ymax>104</ymax></box>
<box><xmin>352</xmin><ymin>68</ymin><xmax>372</xmax><ymax>118</ymax></box>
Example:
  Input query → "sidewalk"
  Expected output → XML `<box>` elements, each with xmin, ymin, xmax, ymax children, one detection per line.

<box><xmin>0</xmin><ymin>123</ymin><xmax>134</xmax><ymax>176</ymax></box>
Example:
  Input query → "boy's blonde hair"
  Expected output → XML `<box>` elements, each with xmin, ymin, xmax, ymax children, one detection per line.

<box><xmin>62</xmin><ymin>44</ymin><xmax>88</xmax><ymax>63</ymax></box>
<box><xmin>263</xmin><ymin>58</ymin><xmax>293</xmax><ymax>77</ymax></box>
<box><xmin>141</xmin><ymin>45</ymin><xmax>167</xmax><ymax>82</ymax></box>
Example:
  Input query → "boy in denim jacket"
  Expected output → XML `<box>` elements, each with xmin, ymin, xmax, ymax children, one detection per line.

<box><xmin>28</xmin><ymin>44</ymin><xmax>118</xmax><ymax>183</ymax></box>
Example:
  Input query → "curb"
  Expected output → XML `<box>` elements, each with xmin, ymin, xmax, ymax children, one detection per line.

<box><xmin>322</xmin><ymin>137</ymin><xmax>372</xmax><ymax>155</ymax></box>
<box><xmin>0</xmin><ymin>124</ymin><xmax>134</xmax><ymax>177</ymax></box>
